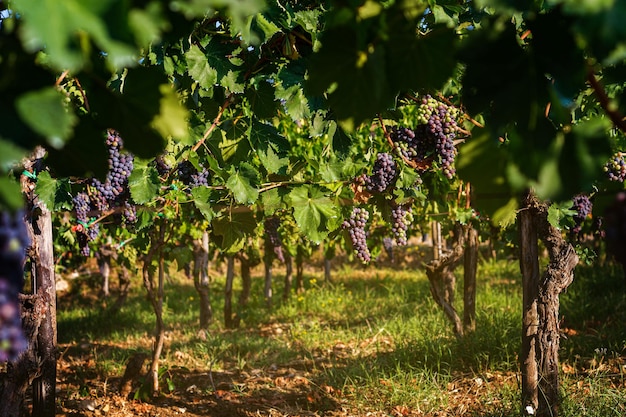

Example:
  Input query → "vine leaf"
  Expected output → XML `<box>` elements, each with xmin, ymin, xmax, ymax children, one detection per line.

<box><xmin>11</xmin><ymin>0</ymin><xmax>136</xmax><ymax>71</ymax></box>
<box><xmin>15</xmin><ymin>87</ymin><xmax>78</xmax><ymax>147</ymax></box>
<box><xmin>248</xmin><ymin>119</ymin><xmax>289</xmax><ymax>174</ymax></box>
<box><xmin>186</xmin><ymin>45</ymin><xmax>218</xmax><ymax>90</ymax></box>
<box><xmin>191</xmin><ymin>187</ymin><xmax>216</xmax><ymax>222</ymax></box>
<box><xmin>212</xmin><ymin>211</ymin><xmax>257</xmax><ymax>253</ymax></box>
<box><xmin>288</xmin><ymin>185</ymin><xmax>338</xmax><ymax>243</ymax></box>
<box><xmin>34</xmin><ymin>172</ymin><xmax>72</xmax><ymax>211</ymax></box>
<box><xmin>129</xmin><ymin>162</ymin><xmax>160</xmax><ymax>204</ymax></box>
<box><xmin>226</xmin><ymin>163</ymin><xmax>259</xmax><ymax>204</ymax></box>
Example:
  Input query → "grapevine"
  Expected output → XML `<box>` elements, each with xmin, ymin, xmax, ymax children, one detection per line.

<box><xmin>604</xmin><ymin>152</ymin><xmax>626</xmax><ymax>182</ymax></box>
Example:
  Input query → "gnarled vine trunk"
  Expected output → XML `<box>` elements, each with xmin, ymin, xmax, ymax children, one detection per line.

<box><xmin>424</xmin><ymin>221</ymin><xmax>479</xmax><ymax>338</ymax></box>
<box><xmin>425</xmin><ymin>222</ymin><xmax>465</xmax><ymax>338</ymax></box>
<box><xmin>142</xmin><ymin>220</ymin><xmax>167</xmax><ymax>396</ymax></box>
<box><xmin>519</xmin><ymin>192</ymin><xmax>577</xmax><ymax>417</ymax></box>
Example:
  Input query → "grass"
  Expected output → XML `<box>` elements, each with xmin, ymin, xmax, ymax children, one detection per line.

<box><xmin>56</xmin><ymin>253</ymin><xmax>626</xmax><ymax>416</ymax></box>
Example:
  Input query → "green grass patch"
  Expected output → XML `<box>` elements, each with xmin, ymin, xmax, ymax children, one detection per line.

<box><xmin>57</xmin><ymin>256</ymin><xmax>626</xmax><ymax>416</ymax></box>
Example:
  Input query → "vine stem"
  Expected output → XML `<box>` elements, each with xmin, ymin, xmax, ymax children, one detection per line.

<box><xmin>376</xmin><ymin>114</ymin><xmax>418</xmax><ymax>169</ymax></box>
<box><xmin>192</xmin><ymin>98</ymin><xmax>230</xmax><ymax>153</ymax></box>
<box><xmin>587</xmin><ymin>69</ymin><xmax>626</xmax><ymax>134</ymax></box>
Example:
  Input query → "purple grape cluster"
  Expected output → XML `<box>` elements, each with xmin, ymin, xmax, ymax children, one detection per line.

<box><xmin>390</xmin><ymin>95</ymin><xmax>459</xmax><ymax>179</ymax></box>
<box><xmin>342</xmin><ymin>207</ymin><xmax>371</xmax><ymax>263</ymax></box>
<box><xmin>89</xmin><ymin>130</ymin><xmax>136</xmax><ymax>225</ymax></box>
<box><xmin>72</xmin><ymin>192</ymin><xmax>98</xmax><ymax>256</ymax></box>
<box><xmin>363</xmin><ymin>153</ymin><xmax>398</xmax><ymax>193</ymax></box>
<box><xmin>391</xmin><ymin>126</ymin><xmax>433</xmax><ymax>162</ymax></box>
<box><xmin>0</xmin><ymin>210</ymin><xmax>30</xmax><ymax>361</ymax></box>
<box><xmin>390</xmin><ymin>205</ymin><xmax>413</xmax><ymax>246</ymax></box>
<box><xmin>570</xmin><ymin>194</ymin><xmax>592</xmax><ymax>235</ymax></box>
<box><xmin>177</xmin><ymin>161</ymin><xmax>210</xmax><ymax>189</ymax></box>
<box><xmin>72</xmin><ymin>130</ymin><xmax>137</xmax><ymax>256</ymax></box>
<box><xmin>264</xmin><ymin>216</ymin><xmax>285</xmax><ymax>263</ymax></box>
<box><xmin>604</xmin><ymin>153</ymin><xmax>626</xmax><ymax>182</ymax></box>
<box><xmin>154</xmin><ymin>156</ymin><xmax>171</xmax><ymax>177</ymax></box>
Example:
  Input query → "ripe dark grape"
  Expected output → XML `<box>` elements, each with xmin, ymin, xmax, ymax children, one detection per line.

<box><xmin>571</xmin><ymin>194</ymin><xmax>592</xmax><ymax>235</ymax></box>
<box><xmin>0</xmin><ymin>210</ymin><xmax>30</xmax><ymax>361</ymax></box>
<box><xmin>264</xmin><ymin>216</ymin><xmax>285</xmax><ymax>263</ymax></box>
<box><xmin>390</xmin><ymin>96</ymin><xmax>459</xmax><ymax>179</ymax></box>
<box><xmin>364</xmin><ymin>153</ymin><xmax>398</xmax><ymax>193</ymax></box>
<box><xmin>73</xmin><ymin>192</ymin><xmax>91</xmax><ymax>225</ymax></box>
<box><xmin>390</xmin><ymin>205</ymin><xmax>413</xmax><ymax>246</ymax></box>
<box><xmin>176</xmin><ymin>161</ymin><xmax>197</xmax><ymax>185</ymax></box>
<box><xmin>342</xmin><ymin>207</ymin><xmax>371</xmax><ymax>263</ymax></box>
<box><xmin>123</xmin><ymin>201</ymin><xmax>137</xmax><ymax>226</ymax></box>
<box><xmin>191</xmin><ymin>168</ymin><xmax>210</xmax><ymax>188</ymax></box>
<box><xmin>604</xmin><ymin>153</ymin><xmax>626</xmax><ymax>182</ymax></box>
<box><xmin>154</xmin><ymin>156</ymin><xmax>171</xmax><ymax>177</ymax></box>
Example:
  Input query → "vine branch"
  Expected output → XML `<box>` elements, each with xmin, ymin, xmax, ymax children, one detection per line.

<box><xmin>587</xmin><ymin>69</ymin><xmax>626</xmax><ymax>134</ymax></box>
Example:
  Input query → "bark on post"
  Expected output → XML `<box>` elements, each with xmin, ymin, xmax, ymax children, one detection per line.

<box><xmin>463</xmin><ymin>223</ymin><xmax>478</xmax><ymax>334</ymax></box>
<box><xmin>193</xmin><ymin>230</ymin><xmax>212</xmax><ymax>329</ymax></box>
<box><xmin>9</xmin><ymin>147</ymin><xmax>57</xmax><ymax>417</ymax></box>
<box><xmin>520</xmin><ymin>192</ymin><xmax>578</xmax><ymax>417</ymax></box>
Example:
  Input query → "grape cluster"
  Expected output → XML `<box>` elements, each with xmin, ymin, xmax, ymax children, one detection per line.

<box><xmin>390</xmin><ymin>205</ymin><xmax>413</xmax><ymax>246</ymax></box>
<box><xmin>363</xmin><ymin>153</ymin><xmax>398</xmax><ymax>193</ymax></box>
<box><xmin>177</xmin><ymin>161</ymin><xmax>210</xmax><ymax>189</ymax></box>
<box><xmin>604</xmin><ymin>153</ymin><xmax>626</xmax><ymax>182</ymax></box>
<box><xmin>72</xmin><ymin>192</ymin><xmax>98</xmax><ymax>256</ymax></box>
<box><xmin>570</xmin><ymin>194</ymin><xmax>592</xmax><ymax>236</ymax></box>
<box><xmin>72</xmin><ymin>130</ymin><xmax>137</xmax><ymax>256</ymax></box>
<box><xmin>154</xmin><ymin>156</ymin><xmax>171</xmax><ymax>177</ymax></box>
<box><xmin>264</xmin><ymin>216</ymin><xmax>285</xmax><ymax>263</ymax></box>
<box><xmin>342</xmin><ymin>207</ymin><xmax>371</xmax><ymax>263</ymax></box>
<box><xmin>0</xmin><ymin>210</ymin><xmax>30</xmax><ymax>361</ymax></box>
<box><xmin>390</xmin><ymin>95</ymin><xmax>459</xmax><ymax>179</ymax></box>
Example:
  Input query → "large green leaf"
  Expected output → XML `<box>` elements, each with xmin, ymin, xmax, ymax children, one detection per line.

<box><xmin>191</xmin><ymin>187</ymin><xmax>216</xmax><ymax>222</ymax></box>
<box><xmin>226</xmin><ymin>163</ymin><xmax>259</xmax><ymax>204</ymax></box>
<box><xmin>288</xmin><ymin>185</ymin><xmax>339</xmax><ymax>243</ymax></box>
<box><xmin>386</xmin><ymin>24</ymin><xmax>457</xmax><ymax>93</ymax></box>
<box><xmin>12</xmin><ymin>0</ymin><xmax>137</xmax><ymax>71</ymax></box>
<box><xmin>248</xmin><ymin>119</ymin><xmax>289</xmax><ymax>174</ymax></box>
<box><xmin>186</xmin><ymin>44</ymin><xmax>218</xmax><ymax>90</ymax></box>
<box><xmin>129</xmin><ymin>162</ymin><xmax>160</xmax><ymax>204</ymax></box>
<box><xmin>15</xmin><ymin>87</ymin><xmax>77</xmax><ymax>148</ymax></box>
<box><xmin>212</xmin><ymin>211</ymin><xmax>257</xmax><ymax>253</ymax></box>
